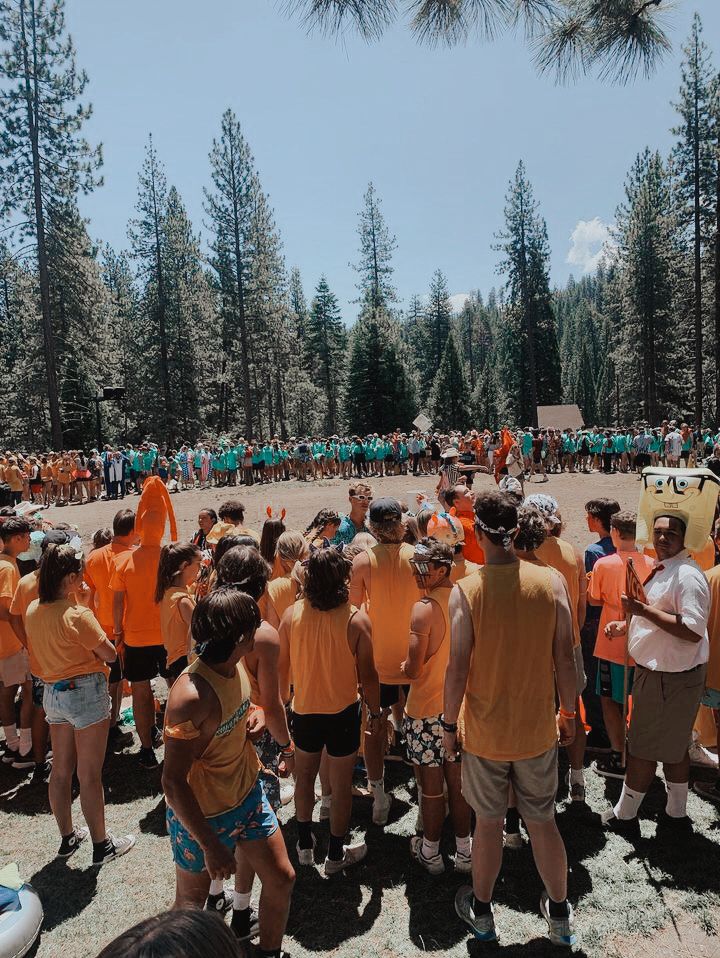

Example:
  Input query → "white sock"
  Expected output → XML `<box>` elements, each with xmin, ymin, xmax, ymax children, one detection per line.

<box><xmin>455</xmin><ymin>834</ymin><xmax>472</xmax><ymax>856</ymax></box>
<box><xmin>422</xmin><ymin>837</ymin><xmax>440</xmax><ymax>858</ymax></box>
<box><xmin>570</xmin><ymin>768</ymin><xmax>584</xmax><ymax>785</ymax></box>
<box><xmin>208</xmin><ymin>879</ymin><xmax>224</xmax><ymax>895</ymax></box>
<box><xmin>3</xmin><ymin>726</ymin><xmax>18</xmax><ymax>751</ymax></box>
<box><xmin>389</xmin><ymin>713</ymin><xmax>400</xmax><ymax>732</ymax></box>
<box><xmin>320</xmin><ymin>794</ymin><xmax>332</xmax><ymax>809</ymax></box>
<box><xmin>18</xmin><ymin>728</ymin><xmax>32</xmax><ymax>756</ymax></box>
<box><xmin>665</xmin><ymin>781</ymin><xmax>689</xmax><ymax>818</ymax></box>
<box><xmin>233</xmin><ymin>891</ymin><xmax>251</xmax><ymax>911</ymax></box>
<box><xmin>369</xmin><ymin>778</ymin><xmax>385</xmax><ymax>795</ymax></box>
<box><xmin>613</xmin><ymin>784</ymin><xmax>646</xmax><ymax>820</ymax></box>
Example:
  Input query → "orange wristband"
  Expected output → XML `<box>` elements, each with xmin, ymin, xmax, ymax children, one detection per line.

<box><xmin>559</xmin><ymin>708</ymin><xmax>576</xmax><ymax>719</ymax></box>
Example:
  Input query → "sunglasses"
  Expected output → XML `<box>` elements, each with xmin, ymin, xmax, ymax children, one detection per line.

<box><xmin>410</xmin><ymin>558</ymin><xmax>449</xmax><ymax>575</ymax></box>
<box><xmin>352</xmin><ymin>495</ymin><xmax>373</xmax><ymax>502</ymax></box>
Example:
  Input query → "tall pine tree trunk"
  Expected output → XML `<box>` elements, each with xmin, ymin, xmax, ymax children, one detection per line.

<box><xmin>275</xmin><ymin>367</ymin><xmax>287</xmax><ymax>440</ymax></box>
<box><xmin>715</xmin><ymin>117</ymin><xmax>720</xmax><ymax>422</ymax></box>
<box><xmin>231</xmin><ymin>161</ymin><xmax>253</xmax><ymax>436</ymax></box>
<box><xmin>150</xmin><ymin>181</ymin><xmax>172</xmax><ymax>435</ymax></box>
<box><xmin>519</xmin><ymin>198</ymin><xmax>538</xmax><ymax>427</ymax></box>
<box><xmin>21</xmin><ymin>0</ymin><xmax>62</xmax><ymax>448</ymax></box>
<box><xmin>692</xmin><ymin>65</ymin><xmax>703</xmax><ymax>426</ymax></box>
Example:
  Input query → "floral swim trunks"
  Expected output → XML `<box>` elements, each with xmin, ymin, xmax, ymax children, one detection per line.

<box><xmin>403</xmin><ymin>713</ymin><xmax>456</xmax><ymax>768</ymax></box>
<box><xmin>167</xmin><ymin>777</ymin><xmax>278</xmax><ymax>873</ymax></box>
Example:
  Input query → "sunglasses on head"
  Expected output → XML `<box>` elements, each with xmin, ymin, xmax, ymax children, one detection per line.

<box><xmin>352</xmin><ymin>494</ymin><xmax>373</xmax><ymax>502</ymax></box>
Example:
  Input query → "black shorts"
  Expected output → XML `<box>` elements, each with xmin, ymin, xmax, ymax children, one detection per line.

<box><xmin>166</xmin><ymin>656</ymin><xmax>188</xmax><ymax>682</ymax></box>
<box><xmin>380</xmin><ymin>682</ymin><xmax>410</xmax><ymax>709</ymax></box>
<box><xmin>108</xmin><ymin>653</ymin><xmax>123</xmax><ymax>685</ymax></box>
<box><xmin>291</xmin><ymin>700</ymin><xmax>361</xmax><ymax>757</ymax></box>
<box><xmin>123</xmin><ymin>644</ymin><xmax>167</xmax><ymax>683</ymax></box>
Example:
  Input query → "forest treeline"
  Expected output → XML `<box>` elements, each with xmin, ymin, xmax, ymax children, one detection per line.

<box><xmin>0</xmin><ymin>3</ymin><xmax>718</xmax><ymax>449</ymax></box>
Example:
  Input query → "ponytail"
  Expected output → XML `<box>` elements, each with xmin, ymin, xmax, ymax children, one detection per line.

<box><xmin>38</xmin><ymin>543</ymin><xmax>84</xmax><ymax>603</ymax></box>
<box><xmin>154</xmin><ymin>542</ymin><xmax>201</xmax><ymax>604</ymax></box>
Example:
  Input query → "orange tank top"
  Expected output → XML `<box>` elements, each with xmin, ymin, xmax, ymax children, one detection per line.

<box><xmin>458</xmin><ymin>562</ymin><xmax>557</xmax><ymax>761</ymax></box>
<box><xmin>267</xmin><ymin>574</ymin><xmax>296</xmax><ymax>622</ymax></box>
<box><xmin>366</xmin><ymin>542</ymin><xmax>418</xmax><ymax>684</ymax></box>
<box><xmin>160</xmin><ymin>586</ymin><xmax>194</xmax><ymax>666</ymax></box>
<box><xmin>537</xmin><ymin>536</ymin><xmax>580</xmax><ymax>646</ymax></box>
<box><xmin>290</xmin><ymin>599</ymin><xmax>359</xmax><ymax>715</ymax></box>
<box><xmin>405</xmin><ymin>586</ymin><xmax>451</xmax><ymax>719</ymax></box>
<box><xmin>183</xmin><ymin>657</ymin><xmax>260</xmax><ymax>817</ymax></box>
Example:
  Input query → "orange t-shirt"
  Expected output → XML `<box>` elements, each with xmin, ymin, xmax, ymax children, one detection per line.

<box><xmin>706</xmin><ymin>565</ymin><xmax>720</xmax><ymax>692</ymax></box>
<box><xmin>588</xmin><ymin>551</ymin><xmax>654</xmax><ymax>665</ymax></box>
<box><xmin>25</xmin><ymin>598</ymin><xmax>109</xmax><ymax>682</ymax></box>
<box><xmin>109</xmin><ymin>546</ymin><xmax>162</xmax><ymax>647</ymax></box>
<box><xmin>84</xmin><ymin>541</ymin><xmax>134</xmax><ymax>633</ymax></box>
<box><xmin>0</xmin><ymin>555</ymin><xmax>22</xmax><ymax>659</ymax></box>
<box><xmin>537</xmin><ymin>536</ymin><xmax>581</xmax><ymax>647</ymax></box>
<box><xmin>457</xmin><ymin>514</ymin><xmax>485</xmax><ymax>565</ymax></box>
<box><xmin>10</xmin><ymin>570</ymin><xmax>39</xmax><ymax>621</ymax></box>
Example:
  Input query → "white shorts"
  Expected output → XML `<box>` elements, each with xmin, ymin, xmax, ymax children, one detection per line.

<box><xmin>0</xmin><ymin>649</ymin><xmax>32</xmax><ymax>687</ymax></box>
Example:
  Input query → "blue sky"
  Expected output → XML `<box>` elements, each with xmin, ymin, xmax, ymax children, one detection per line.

<box><xmin>68</xmin><ymin>0</ymin><xmax>720</xmax><ymax>321</ymax></box>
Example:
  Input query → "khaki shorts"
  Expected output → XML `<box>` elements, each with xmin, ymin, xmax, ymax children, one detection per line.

<box><xmin>574</xmin><ymin>644</ymin><xmax>587</xmax><ymax>696</ymax></box>
<box><xmin>629</xmin><ymin>664</ymin><xmax>706</xmax><ymax>764</ymax></box>
<box><xmin>0</xmin><ymin>649</ymin><xmax>32</xmax><ymax>687</ymax></box>
<box><xmin>462</xmin><ymin>745</ymin><xmax>558</xmax><ymax>822</ymax></box>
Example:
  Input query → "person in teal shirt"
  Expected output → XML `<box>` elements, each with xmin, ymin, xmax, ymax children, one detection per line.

<box><xmin>225</xmin><ymin>446</ymin><xmax>238</xmax><ymax>486</ymax></box>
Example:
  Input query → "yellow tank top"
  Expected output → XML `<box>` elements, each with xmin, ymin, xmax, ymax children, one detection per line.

<box><xmin>267</xmin><ymin>574</ymin><xmax>296</xmax><ymax>622</ymax></box>
<box><xmin>184</xmin><ymin>657</ymin><xmax>260</xmax><ymax>817</ymax></box>
<box><xmin>458</xmin><ymin>562</ymin><xmax>557</xmax><ymax>761</ymax></box>
<box><xmin>290</xmin><ymin>599</ymin><xmax>359</xmax><ymax>715</ymax></box>
<box><xmin>366</xmin><ymin>542</ymin><xmax>418</xmax><ymax>683</ymax></box>
<box><xmin>160</xmin><ymin>586</ymin><xmax>194</xmax><ymax>666</ymax></box>
<box><xmin>537</xmin><ymin>536</ymin><xmax>580</xmax><ymax>647</ymax></box>
<box><xmin>405</xmin><ymin>586</ymin><xmax>451</xmax><ymax>719</ymax></box>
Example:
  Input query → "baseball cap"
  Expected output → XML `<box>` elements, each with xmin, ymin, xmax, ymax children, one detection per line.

<box><xmin>369</xmin><ymin>497</ymin><xmax>402</xmax><ymax>523</ymax></box>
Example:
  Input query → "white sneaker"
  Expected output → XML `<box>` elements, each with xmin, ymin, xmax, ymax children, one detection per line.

<box><xmin>92</xmin><ymin>833</ymin><xmax>136</xmax><ymax>866</ymax></box>
<box><xmin>688</xmin><ymin>741</ymin><xmax>719</xmax><ymax>769</ymax></box>
<box><xmin>296</xmin><ymin>835</ymin><xmax>316</xmax><ymax>866</ymax></box>
<box><xmin>539</xmin><ymin>890</ymin><xmax>577</xmax><ymax>947</ymax></box>
<box><xmin>324</xmin><ymin>841</ymin><xmax>367</xmax><ymax>876</ymax></box>
<box><xmin>280</xmin><ymin>780</ymin><xmax>295</xmax><ymax>806</ymax></box>
<box><xmin>371</xmin><ymin>788</ymin><xmax>392</xmax><ymax>826</ymax></box>
<box><xmin>318</xmin><ymin>799</ymin><xmax>331</xmax><ymax>821</ymax></box>
<box><xmin>453</xmin><ymin>844</ymin><xmax>472</xmax><ymax>874</ymax></box>
<box><xmin>410</xmin><ymin>835</ymin><xmax>445</xmax><ymax>875</ymax></box>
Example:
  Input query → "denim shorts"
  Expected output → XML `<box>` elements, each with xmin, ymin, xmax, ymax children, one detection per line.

<box><xmin>43</xmin><ymin>672</ymin><xmax>111</xmax><ymax>730</ymax></box>
<box><xmin>702</xmin><ymin>686</ymin><xmax>720</xmax><ymax>710</ymax></box>
<box><xmin>167</xmin><ymin>777</ymin><xmax>277</xmax><ymax>873</ymax></box>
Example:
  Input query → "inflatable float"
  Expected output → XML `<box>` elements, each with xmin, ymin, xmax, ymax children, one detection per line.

<box><xmin>0</xmin><ymin>871</ymin><xmax>43</xmax><ymax>958</ymax></box>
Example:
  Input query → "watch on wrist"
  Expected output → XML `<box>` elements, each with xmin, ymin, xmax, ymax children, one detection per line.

<box><xmin>441</xmin><ymin>718</ymin><xmax>458</xmax><ymax>733</ymax></box>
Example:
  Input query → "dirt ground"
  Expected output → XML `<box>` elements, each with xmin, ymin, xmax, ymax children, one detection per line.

<box><xmin>3</xmin><ymin>469</ymin><xmax>719</xmax><ymax>958</ymax></box>
<box><xmin>42</xmin><ymin>468</ymin><xmax>642</xmax><ymax>553</ymax></box>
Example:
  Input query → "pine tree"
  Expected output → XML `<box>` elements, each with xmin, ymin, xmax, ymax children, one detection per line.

<box><xmin>204</xmin><ymin>109</ymin><xmax>255</xmax><ymax>435</ymax></box>
<box><xmin>306</xmin><ymin>276</ymin><xmax>346</xmax><ymax>433</ymax></box>
<box><xmin>289</xmin><ymin>266</ymin><xmax>309</xmax><ymax>361</ymax></box>
<box><xmin>428</xmin><ymin>333</ymin><xmax>469</xmax><ymax>430</ymax></box>
<box><xmin>672</xmin><ymin>14</ymin><xmax>716</xmax><ymax>425</ymax></box>
<box><xmin>353</xmin><ymin>183</ymin><xmax>397</xmax><ymax>315</ymax></box>
<box><xmin>494</xmin><ymin>161</ymin><xmax>562</xmax><ymax>425</ymax></box>
<box><xmin>0</xmin><ymin>0</ymin><xmax>102</xmax><ymax>447</ymax></box>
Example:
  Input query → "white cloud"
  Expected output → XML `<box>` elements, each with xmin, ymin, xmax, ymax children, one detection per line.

<box><xmin>449</xmin><ymin>292</ymin><xmax>470</xmax><ymax>313</ymax></box>
<box><xmin>566</xmin><ymin>218</ymin><xmax>614</xmax><ymax>274</ymax></box>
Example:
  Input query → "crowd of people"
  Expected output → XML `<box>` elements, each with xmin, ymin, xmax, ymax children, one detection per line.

<box><xmin>2</xmin><ymin>418</ymin><xmax>720</xmax><ymax>508</ymax></box>
<box><xmin>1</xmin><ymin>447</ymin><xmax>720</xmax><ymax>957</ymax></box>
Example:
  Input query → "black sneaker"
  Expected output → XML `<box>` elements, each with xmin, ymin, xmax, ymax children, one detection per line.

<box><xmin>655</xmin><ymin>812</ymin><xmax>693</xmax><ymax>838</ymax></box>
<box><xmin>230</xmin><ymin>906</ymin><xmax>260</xmax><ymax>942</ymax></box>
<box><xmin>107</xmin><ymin>725</ymin><xmax>133</xmax><ymax>748</ymax></box>
<box><xmin>592</xmin><ymin>753</ymin><xmax>626</xmax><ymax>780</ymax></box>
<box><xmin>58</xmin><ymin>826</ymin><xmax>89</xmax><ymax>858</ymax></box>
<box><xmin>11</xmin><ymin>751</ymin><xmax>36</xmax><ymax>771</ymax></box>
<box><xmin>150</xmin><ymin>725</ymin><xmax>163</xmax><ymax>749</ymax></box>
<box><xmin>585</xmin><ymin>731</ymin><xmax>612</xmax><ymax>753</ymax></box>
<box><xmin>1</xmin><ymin>743</ymin><xmax>19</xmax><ymax>764</ymax></box>
<box><xmin>599</xmin><ymin>810</ymin><xmax>641</xmax><ymax>841</ymax></box>
<box><xmin>205</xmin><ymin>890</ymin><xmax>232</xmax><ymax>914</ymax></box>
<box><xmin>92</xmin><ymin>833</ymin><xmax>136</xmax><ymax>865</ymax></box>
<box><xmin>138</xmin><ymin>747</ymin><xmax>159</xmax><ymax>769</ymax></box>
<box><xmin>31</xmin><ymin>761</ymin><xmax>52</xmax><ymax>785</ymax></box>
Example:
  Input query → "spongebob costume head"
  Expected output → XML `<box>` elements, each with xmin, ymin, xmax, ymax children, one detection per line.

<box><xmin>637</xmin><ymin>467</ymin><xmax>720</xmax><ymax>553</ymax></box>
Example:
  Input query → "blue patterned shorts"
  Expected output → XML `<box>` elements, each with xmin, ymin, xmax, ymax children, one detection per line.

<box><xmin>167</xmin><ymin>777</ymin><xmax>278</xmax><ymax>873</ymax></box>
<box><xmin>701</xmin><ymin>686</ymin><xmax>720</xmax><ymax>710</ymax></box>
<box><xmin>403</xmin><ymin>713</ymin><xmax>456</xmax><ymax>768</ymax></box>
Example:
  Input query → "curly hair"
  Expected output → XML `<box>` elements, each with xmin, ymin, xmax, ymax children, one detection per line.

<box><xmin>303</xmin><ymin>548</ymin><xmax>352</xmax><ymax>611</ymax></box>
<box><xmin>514</xmin><ymin>506</ymin><xmax>547</xmax><ymax>553</ymax></box>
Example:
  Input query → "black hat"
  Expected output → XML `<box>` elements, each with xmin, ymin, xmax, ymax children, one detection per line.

<box><xmin>369</xmin><ymin>497</ymin><xmax>402</xmax><ymax>523</ymax></box>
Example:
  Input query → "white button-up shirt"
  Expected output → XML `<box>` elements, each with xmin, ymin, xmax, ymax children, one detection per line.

<box><xmin>628</xmin><ymin>551</ymin><xmax>710</xmax><ymax>672</ymax></box>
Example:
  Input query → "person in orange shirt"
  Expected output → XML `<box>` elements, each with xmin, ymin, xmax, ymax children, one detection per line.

<box><xmin>0</xmin><ymin>517</ymin><xmax>33</xmax><ymax>766</ymax></box>
<box><xmin>25</xmin><ymin>543</ymin><xmax>135</xmax><ymax>865</ymax></box>
<box><xmin>445</xmin><ymin>483</ymin><xmax>485</xmax><ymax>565</ymax></box>
<box><xmin>401</xmin><ymin>538</ymin><xmax>472</xmax><ymax>876</ymax></box>
<box><xmin>111</xmin><ymin>477</ymin><xmax>177</xmax><ymax>769</ymax></box>
<box><xmin>84</xmin><ymin>509</ymin><xmax>138</xmax><ymax>739</ymax></box>
<box><xmin>588</xmin><ymin>512</ymin><xmax>654</xmax><ymax>780</ymax></box>
<box><xmin>350</xmin><ymin>497</ymin><xmax>418</xmax><ymax>826</ymax></box>
<box><xmin>155</xmin><ymin>542</ymin><xmax>201</xmax><ymax>685</ymax></box>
